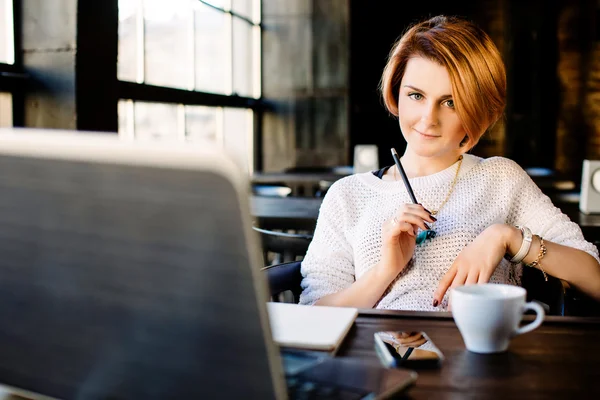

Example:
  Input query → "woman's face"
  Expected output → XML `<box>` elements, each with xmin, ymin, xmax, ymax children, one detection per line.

<box><xmin>397</xmin><ymin>57</ymin><xmax>466</xmax><ymax>160</ymax></box>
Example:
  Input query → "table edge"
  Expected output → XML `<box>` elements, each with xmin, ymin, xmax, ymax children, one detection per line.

<box><xmin>357</xmin><ymin>308</ymin><xmax>600</xmax><ymax>325</ymax></box>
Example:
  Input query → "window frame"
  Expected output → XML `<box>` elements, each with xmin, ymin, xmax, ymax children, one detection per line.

<box><xmin>76</xmin><ymin>0</ymin><xmax>266</xmax><ymax>171</ymax></box>
<box><xmin>0</xmin><ymin>0</ymin><xmax>26</xmax><ymax>126</ymax></box>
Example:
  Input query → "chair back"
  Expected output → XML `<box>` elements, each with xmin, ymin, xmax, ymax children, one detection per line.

<box><xmin>253</xmin><ymin>227</ymin><xmax>312</xmax><ymax>264</ymax></box>
<box><xmin>521</xmin><ymin>267</ymin><xmax>565</xmax><ymax>315</ymax></box>
<box><xmin>261</xmin><ymin>261</ymin><xmax>303</xmax><ymax>303</ymax></box>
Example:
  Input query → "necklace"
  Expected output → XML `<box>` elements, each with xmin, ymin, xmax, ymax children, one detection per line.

<box><xmin>393</xmin><ymin>155</ymin><xmax>464</xmax><ymax>245</ymax></box>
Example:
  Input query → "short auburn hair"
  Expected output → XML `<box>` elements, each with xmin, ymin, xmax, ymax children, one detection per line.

<box><xmin>380</xmin><ymin>16</ymin><xmax>506</xmax><ymax>149</ymax></box>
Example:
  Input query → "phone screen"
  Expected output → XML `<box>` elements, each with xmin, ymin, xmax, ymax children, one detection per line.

<box><xmin>374</xmin><ymin>331</ymin><xmax>444</xmax><ymax>369</ymax></box>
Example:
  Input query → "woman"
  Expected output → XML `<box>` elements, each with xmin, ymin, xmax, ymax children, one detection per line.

<box><xmin>298</xmin><ymin>15</ymin><xmax>600</xmax><ymax>311</ymax></box>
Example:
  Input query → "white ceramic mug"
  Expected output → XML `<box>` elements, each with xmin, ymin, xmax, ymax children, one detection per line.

<box><xmin>451</xmin><ymin>284</ymin><xmax>545</xmax><ymax>354</ymax></box>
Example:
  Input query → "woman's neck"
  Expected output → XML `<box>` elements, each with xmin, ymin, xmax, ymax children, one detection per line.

<box><xmin>400</xmin><ymin>150</ymin><xmax>463</xmax><ymax>178</ymax></box>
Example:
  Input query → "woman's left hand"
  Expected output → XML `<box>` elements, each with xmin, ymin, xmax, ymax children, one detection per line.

<box><xmin>433</xmin><ymin>223</ymin><xmax>510</xmax><ymax>308</ymax></box>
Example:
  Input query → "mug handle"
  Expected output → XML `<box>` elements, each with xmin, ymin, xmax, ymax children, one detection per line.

<box><xmin>513</xmin><ymin>301</ymin><xmax>545</xmax><ymax>336</ymax></box>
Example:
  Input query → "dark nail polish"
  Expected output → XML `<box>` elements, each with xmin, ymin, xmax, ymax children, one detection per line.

<box><xmin>431</xmin><ymin>216</ymin><xmax>437</xmax><ymax>221</ymax></box>
<box><xmin>433</xmin><ymin>299</ymin><xmax>439</xmax><ymax>307</ymax></box>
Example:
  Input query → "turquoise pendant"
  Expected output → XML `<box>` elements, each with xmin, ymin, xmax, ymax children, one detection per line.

<box><xmin>416</xmin><ymin>229</ymin><xmax>436</xmax><ymax>245</ymax></box>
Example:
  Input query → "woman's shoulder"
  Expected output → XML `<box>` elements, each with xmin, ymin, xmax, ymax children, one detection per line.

<box><xmin>325</xmin><ymin>172</ymin><xmax>373</xmax><ymax>197</ymax></box>
<box><xmin>460</xmin><ymin>155</ymin><xmax>531</xmax><ymax>192</ymax></box>
<box><xmin>470</xmin><ymin>155</ymin><xmax>529</xmax><ymax>177</ymax></box>
<box><xmin>321</xmin><ymin>171</ymin><xmax>384</xmax><ymax>207</ymax></box>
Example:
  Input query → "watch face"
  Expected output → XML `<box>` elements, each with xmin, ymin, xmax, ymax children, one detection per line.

<box><xmin>593</xmin><ymin>169</ymin><xmax>600</xmax><ymax>194</ymax></box>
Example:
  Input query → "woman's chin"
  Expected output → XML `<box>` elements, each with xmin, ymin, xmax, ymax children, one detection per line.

<box><xmin>406</xmin><ymin>145</ymin><xmax>443</xmax><ymax>159</ymax></box>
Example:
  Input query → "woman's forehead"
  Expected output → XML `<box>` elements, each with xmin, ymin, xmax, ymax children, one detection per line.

<box><xmin>401</xmin><ymin>57</ymin><xmax>453</xmax><ymax>96</ymax></box>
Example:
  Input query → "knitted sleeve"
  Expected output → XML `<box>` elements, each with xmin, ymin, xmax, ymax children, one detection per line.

<box><xmin>503</xmin><ymin>159</ymin><xmax>600</xmax><ymax>263</ymax></box>
<box><xmin>299</xmin><ymin>181</ymin><xmax>356</xmax><ymax>305</ymax></box>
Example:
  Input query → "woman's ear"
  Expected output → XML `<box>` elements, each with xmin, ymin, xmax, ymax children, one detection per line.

<box><xmin>459</xmin><ymin>135</ymin><xmax>469</xmax><ymax>147</ymax></box>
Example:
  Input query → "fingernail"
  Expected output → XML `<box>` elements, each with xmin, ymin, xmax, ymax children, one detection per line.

<box><xmin>433</xmin><ymin>299</ymin><xmax>439</xmax><ymax>307</ymax></box>
<box><xmin>425</xmin><ymin>222</ymin><xmax>432</xmax><ymax>229</ymax></box>
<box><xmin>431</xmin><ymin>216</ymin><xmax>437</xmax><ymax>221</ymax></box>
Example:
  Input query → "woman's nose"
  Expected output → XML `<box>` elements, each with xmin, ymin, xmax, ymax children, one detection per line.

<box><xmin>420</xmin><ymin>105</ymin><xmax>438</xmax><ymax>126</ymax></box>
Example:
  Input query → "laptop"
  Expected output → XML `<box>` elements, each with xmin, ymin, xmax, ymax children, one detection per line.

<box><xmin>0</xmin><ymin>128</ymin><xmax>416</xmax><ymax>399</ymax></box>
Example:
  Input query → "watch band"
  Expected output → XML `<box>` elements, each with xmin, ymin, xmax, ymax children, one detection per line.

<box><xmin>510</xmin><ymin>226</ymin><xmax>533</xmax><ymax>264</ymax></box>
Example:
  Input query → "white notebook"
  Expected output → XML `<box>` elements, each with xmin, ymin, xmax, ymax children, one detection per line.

<box><xmin>266</xmin><ymin>303</ymin><xmax>358</xmax><ymax>353</ymax></box>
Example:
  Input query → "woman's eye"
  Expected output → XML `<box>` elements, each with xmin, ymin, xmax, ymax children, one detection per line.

<box><xmin>444</xmin><ymin>99</ymin><xmax>455</xmax><ymax>108</ymax></box>
<box><xmin>408</xmin><ymin>93</ymin><xmax>423</xmax><ymax>101</ymax></box>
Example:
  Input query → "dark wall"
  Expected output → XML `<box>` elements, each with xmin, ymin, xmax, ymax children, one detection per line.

<box><xmin>348</xmin><ymin>0</ymin><xmax>561</xmax><ymax>170</ymax></box>
<box><xmin>504</xmin><ymin>0</ymin><xmax>558</xmax><ymax>169</ymax></box>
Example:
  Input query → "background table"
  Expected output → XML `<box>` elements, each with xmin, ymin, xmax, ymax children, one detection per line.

<box><xmin>251</xmin><ymin>192</ymin><xmax>600</xmax><ymax>243</ymax></box>
<box><xmin>250</xmin><ymin>196</ymin><xmax>322</xmax><ymax>231</ymax></box>
<box><xmin>337</xmin><ymin>310</ymin><xmax>600</xmax><ymax>399</ymax></box>
<box><xmin>252</xmin><ymin>171</ymin><xmax>351</xmax><ymax>197</ymax></box>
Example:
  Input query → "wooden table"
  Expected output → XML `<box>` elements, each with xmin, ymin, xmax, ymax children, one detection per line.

<box><xmin>252</xmin><ymin>171</ymin><xmax>351</xmax><ymax>197</ymax></box>
<box><xmin>252</xmin><ymin>172</ymin><xmax>350</xmax><ymax>184</ymax></box>
<box><xmin>338</xmin><ymin>310</ymin><xmax>600</xmax><ymax>398</ymax></box>
<box><xmin>250</xmin><ymin>196</ymin><xmax>322</xmax><ymax>231</ymax></box>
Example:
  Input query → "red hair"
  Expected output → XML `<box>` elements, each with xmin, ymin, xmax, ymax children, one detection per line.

<box><xmin>380</xmin><ymin>16</ymin><xmax>506</xmax><ymax>149</ymax></box>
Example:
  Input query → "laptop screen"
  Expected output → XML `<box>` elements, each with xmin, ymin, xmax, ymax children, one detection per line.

<box><xmin>0</xmin><ymin>129</ymin><xmax>284</xmax><ymax>399</ymax></box>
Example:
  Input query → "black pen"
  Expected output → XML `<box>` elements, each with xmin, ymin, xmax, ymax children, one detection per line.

<box><xmin>391</xmin><ymin>148</ymin><xmax>418</xmax><ymax>204</ymax></box>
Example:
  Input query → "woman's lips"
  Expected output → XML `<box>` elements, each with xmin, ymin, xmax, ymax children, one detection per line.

<box><xmin>415</xmin><ymin>129</ymin><xmax>440</xmax><ymax>139</ymax></box>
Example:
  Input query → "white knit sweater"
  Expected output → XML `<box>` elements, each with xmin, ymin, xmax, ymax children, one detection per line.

<box><xmin>299</xmin><ymin>154</ymin><xmax>599</xmax><ymax>311</ymax></box>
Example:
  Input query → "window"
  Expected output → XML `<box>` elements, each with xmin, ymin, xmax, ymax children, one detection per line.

<box><xmin>0</xmin><ymin>0</ymin><xmax>22</xmax><ymax>127</ymax></box>
<box><xmin>0</xmin><ymin>0</ymin><xmax>15</xmax><ymax>65</ymax></box>
<box><xmin>117</xmin><ymin>0</ymin><xmax>261</xmax><ymax>174</ymax></box>
<box><xmin>0</xmin><ymin>92</ymin><xmax>12</xmax><ymax>127</ymax></box>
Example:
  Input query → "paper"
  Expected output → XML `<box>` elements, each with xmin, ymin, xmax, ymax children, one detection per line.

<box><xmin>266</xmin><ymin>303</ymin><xmax>358</xmax><ymax>352</ymax></box>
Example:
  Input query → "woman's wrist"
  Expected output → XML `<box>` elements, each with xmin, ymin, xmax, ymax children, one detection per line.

<box><xmin>373</xmin><ymin>259</ymin><xmax>404</xmax><ymax>284</ymax></box>
<box><xmin>501</xmin><ymin>224</ymin><xmax>525</xmax><ymax>259</ymax></box>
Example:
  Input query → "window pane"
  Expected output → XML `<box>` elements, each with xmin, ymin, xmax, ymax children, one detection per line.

<box><xmin>231</xmin><ymin>0</ymin><xmax>252</xmax><ymax>20</ymax></box>
<box><xmin>232</xmin><ymin>18</ymin><xmax>253</xmax><ymax>97</ymax></box>
<box><xmin>117</xmin><ymin>100</ymin><xmax>134</xmax><ymax>139</ymax></box>
<box><xmin>194</xmin><ymin>3</ymin><xmax>228</xmax><ymax>94</ymax></box>
<box><xmin>118</xmin><ymin>0</ymin><xmax>139</xmax><ymax>82</ymax></box>
<box><xmin>134</xmin><ymin>101</ymin><xmax>179</xmax><ymax>141</ymax></box>
<box><xmin>185</xmin><ymin>105</ymin><xmax>219</xmax><ymax>143</ymax></box>
<box><xmin>144</xmin><ymin>0</ymin><xmax>191</xmax><ymax>89</ymax></box>
<box><xmin>223</xmin><ymin>107</ymin><xmax>252</xmax><ymax>174</ymax></box>
<box><xmin>0</xmin><ymin>0</ymin><xmax>15</xmax><ymax>64</ymax></box>
<box><xmin>0</xmin><ymin>92</ymin><xmax>12</xmax><ymax>127</ymax></box>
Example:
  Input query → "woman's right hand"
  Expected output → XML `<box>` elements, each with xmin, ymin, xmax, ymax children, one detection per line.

<box><xmin>379</xmin><ymin>204</ymin><xmax>434</xmax><ymax>277</ymax></box>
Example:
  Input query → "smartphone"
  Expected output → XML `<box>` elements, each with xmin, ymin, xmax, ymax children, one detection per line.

<box><xmin>374</xmin><ymin>331</ymin><xmax>444</xmax><ymax>369</ymax></box>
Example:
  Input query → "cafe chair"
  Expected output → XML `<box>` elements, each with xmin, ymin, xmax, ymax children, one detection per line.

<box><xmin>523</xmin><ymin>266</ymin><xmax>600</xmax><ymax>316</ymax></box>
<box><xmin>261</xmin><ymin>260</ymin><xmax>303</xmax><ymax>303</ymax></box>
<box><xmin>521</xmin><ymin>267</ymin><xmax>566</xmax><ymax>315</ymax></box>
<box><xmin>253</xmin><ymin>226</ymin><xmax>313</xmax><ymax>265</ymax></box>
